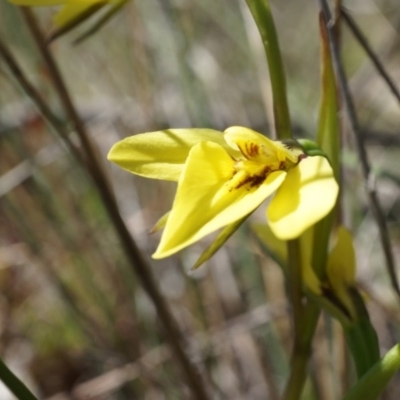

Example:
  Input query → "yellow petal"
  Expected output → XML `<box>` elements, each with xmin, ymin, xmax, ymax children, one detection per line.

<box><xmin>108</xmin><ymin>129</ymin><xmax>231</xmax><ymax>181</ymax></box>
<box><xmin>153</xmin><ymin>141</ymin><xmax>286</xmax><ymax>258</ymax></box>
<box><xmin>267</xmin><ymin>156</ymin><xmax>338</xmax><ymax>240</ymax></box>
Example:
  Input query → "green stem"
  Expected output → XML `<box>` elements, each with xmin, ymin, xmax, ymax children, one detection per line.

<box><xmin>283</xmin><ymin>240</ymin><xmax>316</xmax><ymax>400</ymax></box>
<box><xmin>287</xmin><ymin>240</ymin><xmax>303</xmax><ymax>332</ymax></box>
<box><xmin>283</xmin><ymin>348</ymin><xmax>309</xmax><ymax>400</ymax></box>
<box><xmin>245</xmin><ymin>0</ymin><xmax>292</xmax><ymax>139</ymax></box>
<box><xmin>283</xmin><ymin>304</ymin><xmax>320</xmax><ymax>400</ymax></box>
<box><xmin>317</xmin><ymin>12</ymin><xmax>340</xmax><ymax>179</ymax></box>
<box><xmin>0</xmin><ymin>358</ymin><xmax>38</xmax><ymax>400</ymax></box>
<box><xmin>319</xmin><ymin>0</ymin><xmax>400</xmax><ymax>297</ymax></box>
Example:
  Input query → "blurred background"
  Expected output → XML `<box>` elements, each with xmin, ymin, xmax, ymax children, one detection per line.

<box><xmin>1</xmin><ymin>0</ymin><xmax>400</xmax><ymax>399</ymax></box>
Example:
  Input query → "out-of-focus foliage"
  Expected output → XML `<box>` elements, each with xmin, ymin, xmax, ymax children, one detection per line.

<box><xmin>8</xmin><ymin>0</ymin><xmax>127</xmax><ymax>43</ymax></box>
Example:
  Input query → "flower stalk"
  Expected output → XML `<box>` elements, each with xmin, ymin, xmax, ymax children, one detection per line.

<box><xmin>282</xmin><ymin>240</ymin><xmax>310</xmax><ymax>400</ymax></box>
<box><xmin>245</xmin><ymin>0</ymin><xmax>291</xmax><ymax>139</ymax></box>
<box><xmin>283</xmin><ymin>304</ymin><xmax>320</xmax><ymax>400</ymax></box>
<box><xmin>243</xmin><ymin>3</ymin><xmax>315</xmax><ymax>399</ymax></box>
<box><xmin>287</xmin><ymin>240</ymin><xmax>304</xmax><ymax>338</ymax></box>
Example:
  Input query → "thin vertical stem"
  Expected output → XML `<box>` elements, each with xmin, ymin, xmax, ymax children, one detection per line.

<box><xmin>287</xmin><ymin>240</ymin><xmax>303</xmax><ymax>334</ymax></box>
<box><xmin>318</xmin><ymin>0</ymin><xmax>400</xmax><ymax>297</ymax></box>
<box><xmin>245</xmin><ymin>0</ymin><xmax>292</xmax><ymax>139</ymax></box>
<box><xmin>282</xmin><ymin>241</ymin><xmax>315</xmax><ymax>400</ymax></box>
<box><xmin>19</xmin><ymin>8</ymin><xmax>210</xmax><ymax>400</ymax></box>
<box><xmin>283</xmin><ymin>304</ymin><xmax>320</xmax><ymax>400</ymax></box>
<box><xmin>244</xmin><ymin>3</ymin><xmax>317</xmax><ymax>398</ymax></box>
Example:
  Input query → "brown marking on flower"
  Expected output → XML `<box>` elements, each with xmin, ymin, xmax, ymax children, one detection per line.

<box><xmin>237</xmin><ymin>142</ymin><xmax>260</xmax><ymax>159</ymax></box>
<box><xmin>246</xmin><ymin>142</ymin><xmax>260</xmax><ymax>158</ymax></box>
<box><xmin>229</xmin><ymin>165</ymin><xmax>272</xmax><ymax>191</ymax></box>
<box><xmin>235</xmin><ymin>175</ymin><xmax>254</xmax><ymax>190</ymax></box>
<box><xmin>250</xmin><ymin>165</ymin><xmax>271</xmax><ymax>188</ymax></box>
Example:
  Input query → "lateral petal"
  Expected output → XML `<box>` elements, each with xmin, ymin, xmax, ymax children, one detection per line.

<box><xmin>108</xmin><ymin>129</ymin><xmax>231</xmax><ymax>181</ymax></box>
<box><xmin>153</xmin><ymin>141</ymin><xmax>286</xmax><ymax>258</ymax></box>
<box><xmin>267</xmin><ymin>156</ymin><xmax>338</xmax><ymax>240</ymax></box>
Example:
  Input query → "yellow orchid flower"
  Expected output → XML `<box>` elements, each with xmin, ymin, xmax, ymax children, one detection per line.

<box><xmin>108</xmin><ymin>126</ymin><xmax>338</xmax><ymax>259</ymax></box>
